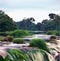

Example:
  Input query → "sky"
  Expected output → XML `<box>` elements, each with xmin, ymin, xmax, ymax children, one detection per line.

<box><xmin>0</xmin><ymin>0</ymin><xmax>60</xmax><ymax>23</ymax></box>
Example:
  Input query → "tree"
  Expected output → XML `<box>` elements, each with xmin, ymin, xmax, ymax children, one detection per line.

<box><xmin>49</xmin><ymin>13</ymin><xmax>56</xmax><ymax>19</ymax></box>
<box><xmin>42</xmin><ymin>19</ymin><xmax>49</xmax><ymax>31</ymax></box>
<box><xmin>35</xmin><ymin>23</ymin><xmax>42</xmax><ymax>30</ymax></box>
<box><xmin>53</xmin><ymin>15</ymin><xmax>60</xmax><ymax>30</ymax></box>
<box><xmin>49</xmin><ymin>14</ymin><xmax>60</xmax><ymax>31</ymax></box>
<box><xmin>16</xmin><ymin>17</ymin><xmax>36</xmax><ymax>30</ymax></box>
<box><xmin>41</xmin><ymin>13</ymin><xmax>60</xmax><ymax>31</ymax></box>
<box><xmin>29</xmin><ymin>17</ymin><xmax>35</xmax><ymax>22</ymax></box>
<box><xmin>0</xmin><ymin>10</ymin><xmax>17</xmax><ymax>32</ymax></box>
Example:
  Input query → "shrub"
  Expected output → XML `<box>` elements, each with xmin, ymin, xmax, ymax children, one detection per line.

<box><xmin>2</xmin><ymin>37</ymin><xmax>8</xmax><ymax>41</ymax></box>
<box><xmin>56</xmin><ymin>31</ymin><xmax>60</xmax><ymax>36</ymax></box>
<box><xmin>13</xmin><ymin>38</ymin><xmax>24</xmax><ymax>44</ymax></box>
<box><xmin>0</xmin><ymin>36</ymin><xmax>3</xmax><ymax>41</ymax></box>
<box><xmin>9</xmin><ymin>30</ymin><xmax>31</xmax><ymax>37</ymax></box>
<box><xmin>7</xmin><ymin>36</ymin><xmax>13</xmax><ymax>42</ymax></box>
<box><xmin>47</xmin><ymin>30</ymin><xmax>60</xmax><ymax>36</ymax></box>
<box><xmin>0</xmin><ymin>32</ymin><xmax>8</xmax><ymax>36</ymax></box>
<box><xmin>46</xmin><ymin>30</ymin><xmax>56</xmax><ymax>35</ymax></box>
<box><xmin>49</xmin><ymin>36</ymin><xmax>57</xmax><ymax>43</ymax></box>
<box><xmin>50</xmin><ymin>36</ymin><xmax>56</xmax><ymax>40</ymax></box>
<box><xmin>29</xmin><ymin>39</ymin><xmax>49</xmax><ymax>52</ymax></box>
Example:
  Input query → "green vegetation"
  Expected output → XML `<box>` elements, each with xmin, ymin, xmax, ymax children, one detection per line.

<box><xmin>1</xmin><ymin>37</ymin><xmax>8</xmax><ymax>42</ymax></box>
<box><xmin>56</xmin><ymin>31</ymin><xmax>60</xmax><ymax>36</ymax></box>
<box><xmin>0</xmin><ymin>36</ymin><xmax>13</xmax><ymax>42</ymax></box>
<box><xmin>0</xmin><ymin>36</ymin><xmax>3</xmax><ymax>41</ymax></box>
<box><xmin>0</xmin><ymin>10</ymin><xmax>59</xmax><ymax>61</ymax></box>
<box><xmin>9</xmin><ymin>30</ymin><xmax>31</xmax><ymax>37</ymax></box>
<box><xmin>16</xmin><ymin>13</ymin><xmax>60</xmax><ymax>32</ymax></box>
<box><xmin>0</xmin><ymin>10</ymin><xmax>17</xmax><ymax>32</ymax></box>
<box><xmin>29</xmin><ymin>39</ymin><xmax>49</xmax><ymax>52</ymax></box>
<box><xmin>0</xmin><ymin>32</ymin><xmax>9</xmax><ymax>36</ymax></box>
<box><xmin>16</xmin><ymin>17</ymin><xmax>36</xmax><ymax>31</ymax></box>
<box><xmin>7</xmin><ymin>49</ymin><xmax>27</xmax><ymax>61</ymax></box>
<box><xmin>7</xmin><ymin>36</ymin><xmax>13</xmax><ymax>42</ymax></box>
<box><xmin>48</xmin><ymin>35</ymin><xmax>57</xmax><ymax>43</ymax></box>
<box><xmin>50</xmin><ymin>36</ymin><xmax>56</xmax><ymax>39</ymax></box>
<box><xmin>13</xmin><ymin>38</ymin><xmax>24</xmax><ymax>44</ymax></box>
<box><xmin>47</xmin><ymin>30</ymin><xmax>60</xmax><ymax>36</ymax></box>
<box><xmin>46</xmin><ymin>30</ymin><xmax>56</xmax><ymax>35</ymax></box>
<box><xmin>0</xmin><ymin>10</ymin><xmax>60</xmax><ymax>32</ymax></box>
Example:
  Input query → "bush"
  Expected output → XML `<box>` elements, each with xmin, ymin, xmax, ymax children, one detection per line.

<box><xmin>0</xmin><ymin>32</ymin><xmax>8</xmax><ymax>36</ymax></box>
<box><xmin>47</xmin><ymin>30</ymin><xmax>60</xmax><ymax>36</ymax></box>
<box><xmin>49</xmin><ymin>36</ymin><xmax>57</xmax><ymax>43</ymax></box>
<box><xmin>1</xmin><ymin>37</ymin><xmax>8</xmax><ymax>41</ymax></box>
<box><xmin>50</xmin><ymin>36</ymin><xmax>56</xmax><ymax>40</ymax></box>
<box><xmin>7</xmin><ymin>36</ymin><xmax>13</xmax><ymax>42</ymax></box>
<box><xmin>9</xmin><ymin>30</ymin><xmax>31</xmax><ymax>37</ymax></box>
<box><xmin>1</xmin><ymin>36</ymin><xmax>13</xmax><ymax>42</ymax></box>
<box><xmin>46</xmin><ymin>30</ymin><xmax>56</xmax><ymax>35</ymax></box>
<box><xmin>0</xmin><ymin>36</ymin><xmax>3</xmax><ymax>41</ymax></box>
<box><xmin>29</xmin><ymin>39</ymin><xmax>49</xmax><ymax>52</ymax></box>
<box><xmin>13</xmin><ymin>38</ymin><xmax>24</xmax><ymax>44</ymax></box>
<box><xmin>56</xmin><ymin>31</ymin><xmax>60</xmax><ymax>36</ymax></box>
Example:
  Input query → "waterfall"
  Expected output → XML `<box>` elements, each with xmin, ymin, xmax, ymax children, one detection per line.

<box><xmin>7</xmin><ymin>48</ymin><xmax>55</xmax><ymax>61</ymax></box>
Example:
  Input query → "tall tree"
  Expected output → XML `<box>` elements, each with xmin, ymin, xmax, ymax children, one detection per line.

<box><xmin>0</xmin><ymin>10</ymin><xmax>17</xmax><ymax>32</ymax></box>
<box><xmin>49</xmin><ymin>13</ymin><xmax>56</xmax><ymax>19</ymax></box>
<box><xmin>41</xmin><ymin>13</ymin><xmax>59</xmax><ymax>31</ymax></box>
<box><xmin>53</xmin><ymin>15</ymin><xmax>60</xmax><ymax>30</ymax></box>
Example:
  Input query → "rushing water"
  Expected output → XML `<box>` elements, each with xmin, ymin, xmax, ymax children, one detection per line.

<box><xmin>22</xmin><ymin>34</ymin><xmax>52</xmax><ymax>41</ymax></box>
<box><xmin>0</xmin><ymin>34</ymin><xmax>56</xmax><ymax>61</ymax></box>
<box><xmin>7</xmin><ymin>48</ymin><xmax>55</xmax><ymax>61</ymax></box>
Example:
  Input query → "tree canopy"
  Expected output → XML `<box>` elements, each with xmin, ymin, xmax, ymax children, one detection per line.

<box><xmin>1</xmin><ymin>10</ymin><xmax>59</xmax><ymax>32</ymax></box>
<box><xmin>0</xmin><ymin>10</ymin><xmax>17</xmax><ymax>32</ymax></box>
<box><xmin>16</xmin><ymin>17</ymin><xmax>36</xmax><ymax>30</ymax></box>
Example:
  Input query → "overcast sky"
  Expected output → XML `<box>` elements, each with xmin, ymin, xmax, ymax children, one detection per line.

<box><xmin>0</xmin><ymin>0</ymin><xmax>60</xmax><ymax>23</ymax></box>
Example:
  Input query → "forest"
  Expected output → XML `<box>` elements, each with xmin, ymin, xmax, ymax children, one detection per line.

<box><xmin>0</xmin><ymin>10</ymin><xmax>60</xmax><ymax>32</ymax></box>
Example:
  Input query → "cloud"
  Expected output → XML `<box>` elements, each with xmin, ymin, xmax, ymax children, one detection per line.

<box><xmin>0</xmin><ymin>0</ymin><xmax>60</xmax><ymax>10</ymax></box>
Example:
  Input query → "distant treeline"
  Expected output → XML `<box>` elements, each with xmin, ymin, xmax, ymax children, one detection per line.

<box><xmin>16</xmin><ymin>13</ymin><xmax>60</xmax><ymax>31</ymax></box>
<box><xmin>0</xmin><ymin>10</ymin><xmax>60</xmax><ymax>32</ymax></box>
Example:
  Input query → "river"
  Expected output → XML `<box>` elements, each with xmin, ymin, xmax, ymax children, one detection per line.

<box><xmin>0</xmin><ymin>34</ymin><xmax>54</xmax><ymax>49</ymax></box>
<box><xmin>21</xmin><ymin>34</ymin><xmax>52</xmax><ymax>41</ymax></box>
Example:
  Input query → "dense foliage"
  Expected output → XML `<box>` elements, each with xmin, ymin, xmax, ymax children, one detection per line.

<box><xmin>9</xmin><ymin>30</ymin><xmax>31</xmax><ymax>37</ymax></box>
<box><xmin>46</xmin><ymin>30</ymin><xmax>57</xmax><ymax>35</ymax></box>
<box><xmin>16</xmin><ymin>18</ymin><xmax>42</xmax><ymax>31</ymax></box>
<box><xmin>13</xmin><ymin>38</ymin><xmax>24</xmax><ymax>44</ymax></box>
<box><xmin>0</xmin><ymin>10</ymin><xmax>60</xmax><ymax>33</ymax></box>
<box><xmin>47</xmin><ymin>30</ymin><xmax>60</xmax><ymax>36</ymax></box>
<box><xmin>0</xmin><ymin>32</ymin><xmax>9</xmax><ymax>36</ymax></box>
<box><xmin>0</xmin><ymin>36</ymin><xmax>13</xmax><ymax>42</ymax></box>
<box><xmin>48</xmin><ymin>35</ymin><xmax>57</xmax><ymax>43</ymax></box>
<box><xmin>16</xmin><ymin>13</ymin><xmax>60</xmax><ymax>32</ymax></box>
<box><xmin>0</xmin><ymin>10</ymin><xmax>17</xmax><ymax>32</ymax></box>
<box><xmin>7</xmin><ymin>36</ymin><xmax>13</xmax><ymax>42</ymax></box>
<box><xmin>41</xmin><ymin>14</ymin><xmax>60</xmax><ymax>31</ymax></box>
<box><xmin>30</xmin><ymin>39</ymin><xmax>49</xmax><ymax>52</ymax></box>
